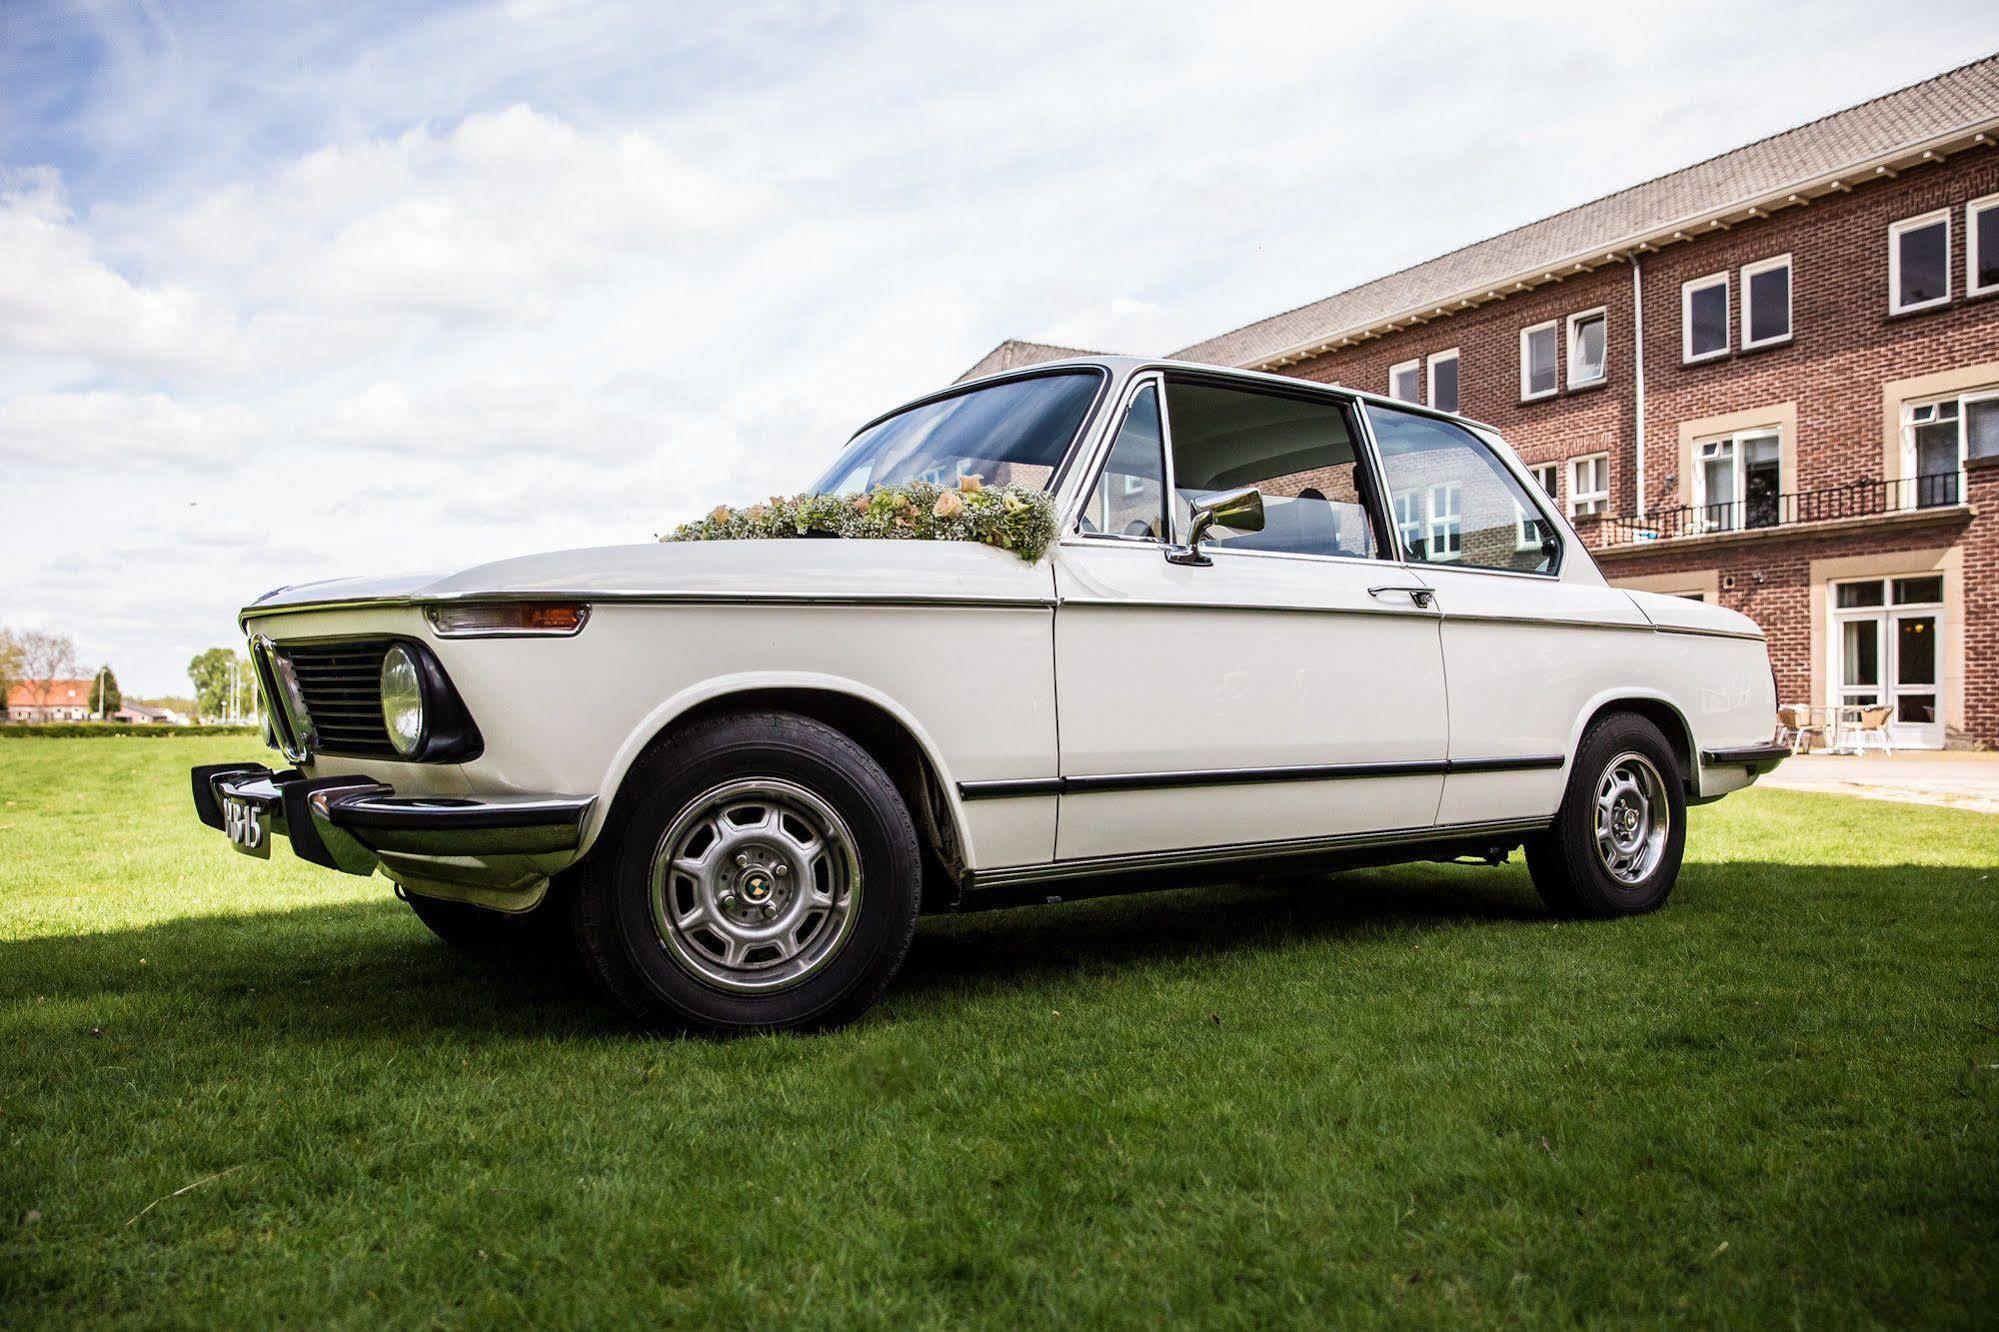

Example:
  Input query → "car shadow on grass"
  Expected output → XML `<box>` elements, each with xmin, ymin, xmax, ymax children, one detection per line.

<box><xmin>0</xmin><ymin>865</ymin><xmax>1555</xmax><ymax>1041</ymax></box>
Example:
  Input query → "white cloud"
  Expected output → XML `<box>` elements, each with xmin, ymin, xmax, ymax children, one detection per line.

<box><xmin>0</xmin><ymin>389</ymin><xmax>262</xmax><ymax>469</ymax></box>
<box><xmin>0</xmin><ymin>169</ymin><xmax>248</xmax><ymax>374</ymax></box>
<box><xmin>149</xmin><ymin>104</ymin><xmax>764</xmax><ymax>324</ymax></box>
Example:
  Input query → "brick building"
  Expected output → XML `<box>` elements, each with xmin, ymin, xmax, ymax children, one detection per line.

<box><xmin>987</xmin><ymin>55</ymin><xmax>1999</xmax><ymax>747</ymax></box>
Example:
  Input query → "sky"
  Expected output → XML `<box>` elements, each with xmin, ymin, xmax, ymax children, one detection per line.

<box><xmin>2</xmin><ymin>0</ymin><xmax>1992</xmax><ymax>695</ymax></box>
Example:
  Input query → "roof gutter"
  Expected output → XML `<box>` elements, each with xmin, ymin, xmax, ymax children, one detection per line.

<box><xmin>1235</xmin><ymin>117</ymin><xmax>1999</xmax><ymax>371</ymax></box>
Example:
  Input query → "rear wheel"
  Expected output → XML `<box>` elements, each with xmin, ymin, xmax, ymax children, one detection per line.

<box><xmin>1527</xmin><ymin>713</ymin><xmax>1686</xmax><ymax>918</ymax></box>
<box><xmin>572</xmin><ymin>711</ymin><xmax>922</xmax><ymax>1035</ymax></box>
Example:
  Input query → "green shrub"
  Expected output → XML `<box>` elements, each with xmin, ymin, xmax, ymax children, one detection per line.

<box><xmin>0</xmin><ymin>723</ymin><xmax>261</xmax><ymax>739</ymax></box>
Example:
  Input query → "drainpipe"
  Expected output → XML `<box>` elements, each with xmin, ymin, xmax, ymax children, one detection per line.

<box><xmin>1631</xmin><ymin>256</ymin><xmax>1647</xmax><ymax>518</ymax></box>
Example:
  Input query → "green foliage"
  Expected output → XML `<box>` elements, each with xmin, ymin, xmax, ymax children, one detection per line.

<box><xmin>187</xmin><ymin>647</ymin><xmax>258</xmax><ymax>722</ymax></box>
<box><xmin>662</xmin><ymin>479</ymin><xmax>1058</xmax><ymax>562</ymax></box>
<box><xmin>89</xmin><ymin>665</ymin><xmax>121</xmax><ymax>716</ymax></box>
<box><xmin>2</xmin><ymin>736</ymin><xmax>1996</xmax><ymax>1326</ymax></box>
<box><xmin>0</xmin><ymin>627</ymin><xmax>21</xmax><ymax>706</ymax></box>
<box><xmin>0</xmin><ymin>722</ymin><xmax>257</xmax><ymax>738</ymax></box>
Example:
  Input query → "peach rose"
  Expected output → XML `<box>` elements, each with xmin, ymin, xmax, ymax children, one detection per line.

<box><xmin>933</xmin><ymin>490</ymin><xmax>965</xmax><ymax>518</ymax></box>
<box><xmin>709</xmin><ymin>505</ymin><xmax>732</xmax><ymax>523</ymax></box>
<box><xmin>959</xmin><ymin>475</ymin><xmax>983</xmax><ymax>493</ymax></box>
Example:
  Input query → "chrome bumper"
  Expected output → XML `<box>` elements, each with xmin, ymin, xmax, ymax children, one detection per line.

<box><xmin>190</xmin><ymin>763</ymin><xmax>593</xmax><ymax>910</ymax></box>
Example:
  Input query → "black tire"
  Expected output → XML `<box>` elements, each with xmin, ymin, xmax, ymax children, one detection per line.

<box><xmin>403</xmin><ymin>887</ymin><xmax>571</xmax><ymax>952</ymax></box>
<box><xmin>571</xmin><ymin>711</ymin><xmax>923</xmax><ymax>1035</ymax></box>
<box><xmin>1526</xmin><ymin>713</ymin><xmax>1687</xmax><ymax>918</ymax></box>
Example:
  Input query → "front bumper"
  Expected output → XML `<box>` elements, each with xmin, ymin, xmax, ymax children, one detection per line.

<box><xmin>191</xmin><ymin>763</ymin><xmax>594</xmax><ymax>911</ymax></box>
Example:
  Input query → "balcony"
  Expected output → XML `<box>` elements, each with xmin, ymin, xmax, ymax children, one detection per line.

<box><xmin>1588</xmin><ymin>473</ymin><xmax>1969</xmax><ymax>553</ymax></box>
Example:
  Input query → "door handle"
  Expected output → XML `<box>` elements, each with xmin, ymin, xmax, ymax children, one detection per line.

<box><xmin>1368</xmin><ymin>585</ymin><xmax>1436</xmax><ymax>609</ymax></box>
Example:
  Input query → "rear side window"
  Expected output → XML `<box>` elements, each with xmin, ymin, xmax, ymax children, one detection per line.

<box><xmin>1367</xmin><ymin>406</ymin><xmax>1557</xmax><ymax>574</ymax></box>
<box><xmin>1164</xmin><ymin>380</ymin><xmax>1382</xmax><ymax>560</ymax></box>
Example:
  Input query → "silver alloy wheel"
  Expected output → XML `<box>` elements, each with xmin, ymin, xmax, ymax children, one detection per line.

<box><xmin>648</xmin><ymin>777</ymin><xmax>861</xmax><ymax>994</ymax></box>
<box><xmin>1592</xmin><ymin>750</ymin><xmax>1671</xmax><ymax>886</ymax></box>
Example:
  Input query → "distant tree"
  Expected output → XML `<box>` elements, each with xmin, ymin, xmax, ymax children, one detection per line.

<box><xmin>188</xmin><ymin>648</ymin><xmax>237</xmax><ymax>721</ymax></box>
<box><xmin>188</xmin><ymin>649</ymin><xmax>260</xmax><ymax>722</ymax></box>
<box><xmin>91</xmin><ymin>665</ymin><xmax>123</xmax><ymax>716</ymax></box>
<box><xmin>18</xmin><ymin>631</ymin><xmax>78</xmax><ymax>712</ymax></box>
<box><xmin>0</xmin><ymin>628</ymin><xmax>21</xmax><ymax>713</ymax></box>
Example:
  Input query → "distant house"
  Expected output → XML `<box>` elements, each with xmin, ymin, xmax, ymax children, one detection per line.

<box><xmin>111</xmin><ymin>702</ymin><xmax>185</xmax><ymax>725</ymax></box>
<box><xmin>6</xmin><ymin>679</ymin><xmax>98</xmax><ymax>722</ymax></box>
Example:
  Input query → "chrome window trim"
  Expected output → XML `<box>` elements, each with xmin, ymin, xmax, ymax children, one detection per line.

<box><xmin>1066</xmin><ymin>371</ymin><xmax>1171</xmax><ymax>545</ymax></box>
<box><xmin>1107</xmin><ymin>368</ymin><xmax>1396</xmax><ymax>564</ymax></box>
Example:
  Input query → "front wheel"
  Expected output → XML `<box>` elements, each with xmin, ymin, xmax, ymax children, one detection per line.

<box><xmin>1526</xmin><ymin>714</ymin><xmax>1687</xmax><ymax>918</ymax></box>
<box><xmin>571</xmin><ymin>711</ymin><xmax>923</xmax><ymax>1035</ymax></box>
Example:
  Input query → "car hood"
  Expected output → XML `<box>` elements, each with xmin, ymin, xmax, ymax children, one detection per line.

<box><xmin>244</xmin><ymin>538</ymin><xmax>1057</xmax><ymax>618</ymax></box>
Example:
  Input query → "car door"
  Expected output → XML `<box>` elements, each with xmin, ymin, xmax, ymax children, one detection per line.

<box><xmin>1362</xmin><ymin>404</ymin><xmax>1654</xmax><ymax>827</ymax></box>
<box><xmin>1050</xmin><ymin>372</ymin><xmax>1449</xmax><ymax>863</ymax></box>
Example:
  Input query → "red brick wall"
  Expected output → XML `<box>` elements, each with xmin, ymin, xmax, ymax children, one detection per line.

<box><xmin>1265</xmin><ymin>144</ymin><xmax>1999</xmax><ymax>514</ymax></box>
<box><xmin>1253</xmin><ymin>143</ymin><xmax>1999</xmax><ymax>743</ymax></box>
<box><xmin>1966</xmin><ymin>457</ymin><xmax>1999</xmax><ymax>743</ymax></box>
<box><xmin>1280</xmin><ymin>266</ymin><xmax>1636</xmax><ymax>509</ymax></box>
<box><xmin>1595</xmin><ymin>517</ymin><xmax>1973</xmax><ymax>724</ymax></box>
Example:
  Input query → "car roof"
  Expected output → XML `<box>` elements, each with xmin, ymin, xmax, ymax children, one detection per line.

<box><xmin>942</xmin><ymin>354</ymin><xmax>1505</xmax><ymax>437</ymax></box>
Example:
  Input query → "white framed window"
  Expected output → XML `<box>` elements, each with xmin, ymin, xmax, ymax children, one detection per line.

<box><xmin>1682</xmin><ymin>273</ymin><xmax>1729</xmax><ymax>362</ymax></box>
<box><xmin>1692</xmin><ymin>429</ymin><xmax>1782</xmax><ymax>531</ymax></box>
<box><xmin>1393</xmin><ymin>490</ymin><xmax>1422</xmax><ymax>553</ymax></box>
<box><xmin>1520</xmin><ymin>321</ymin><xmax>1558</xmax><ymax>400</ymax></box>
<box><xmin>1740</xmin><ymin>254</ymin><xmax>1792</xmax><ymax>349</ymax></box>
<box><xmin>1391</xmin><ymin>358</ymin><xmax>1423</xmax><ymax>400</ymax></box>
<box><xmin>1901</xmin><ymin>388</ymin><xmax>1999</xmax><ymax>509</ymax></box>
<box><xmin>1568</xmin><ymin>453</ymin><xmax>1609</xmax><ymax>517</ymax></box>
<box><xmin>1969</xmin><ymin>193</ymin><xmax>1999</xmax><ymax>298</ymax></box>
<box><xmin>1527</xmin><ymin>462</ymin><xmax>1560</xmax><ymax>502</ymax></box>
<box><xmin>1426</xmin><ymin>483</ymin><xmax>1462</xmax><ymax>559</ymax></box>
<box><xmin>1427</xmin><ymin>349</ymin><xmax>1460</xmax><ymax>414</ymax></box>
<box><xmin>1890</xmin><ymin>210</ymin><xmax>1951</xmax><ymax>314</ymax></box>
<box><xmin>1566</xmin><ymin>308</ymin><xmax>1607</xmax><ymax>387</ymax></box>
<box><xmin>1389</xmin><ymin>359</ymin><xmax>1422</xmax><ymax>403</ymax></box>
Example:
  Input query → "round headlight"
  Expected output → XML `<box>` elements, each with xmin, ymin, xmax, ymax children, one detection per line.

<box><xmin>380</xmin><ymin>644</ymin><xmax>427</xmax><ymax>758</ymax></box>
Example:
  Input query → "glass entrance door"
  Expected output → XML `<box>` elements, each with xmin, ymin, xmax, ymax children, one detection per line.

<box><xmin>1830</xmin><ymin>576</ymin><xmax>1946</xmax><ymax>749</ymax></box>
<box><xmin>1890</xmin><ymin>610</ymin><xmax>1942</xmax><ymax>748</ymax></box>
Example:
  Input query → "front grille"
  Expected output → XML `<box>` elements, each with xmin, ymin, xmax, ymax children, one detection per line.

<box><xmin>281</xmin><ymin>640</ymin><xmax>396</xmax><ymax>757</ymax></box>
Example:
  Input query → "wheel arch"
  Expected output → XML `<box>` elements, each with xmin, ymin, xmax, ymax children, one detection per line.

<box><xmin>582</xmin><ymin>674</ymin><xmax>971</xmax><ymax>901</ymax></box>
<box><xmin>1569</xmin><ymin>691</ymin><xmax>1699</xmax><ymax>795</ymax></box>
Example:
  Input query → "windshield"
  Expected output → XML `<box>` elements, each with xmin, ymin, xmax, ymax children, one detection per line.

<box><xmin>807</xmin><ymin>370</ymin><xmax>1101</xmax><ymax>495</ymax></box>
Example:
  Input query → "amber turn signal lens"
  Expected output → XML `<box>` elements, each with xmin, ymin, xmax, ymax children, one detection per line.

<box><xmin>425</xmin><ymin>602</ymin><xmax>589</xmax><ymax>636</ymax></box>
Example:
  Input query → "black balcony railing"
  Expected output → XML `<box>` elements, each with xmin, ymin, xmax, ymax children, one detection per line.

<box><xmin>1594</xmin><ymin>472</ymin><xmax>1963</xmax><ymax>547</ymax></box>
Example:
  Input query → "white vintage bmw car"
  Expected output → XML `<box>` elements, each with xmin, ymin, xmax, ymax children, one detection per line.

<box><xmin>194</xmin><ymin>357</ymin><xmax>1784</xmax><ymax>1032</ymax></box>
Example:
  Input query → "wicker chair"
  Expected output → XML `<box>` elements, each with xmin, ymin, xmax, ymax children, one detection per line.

<box><xmin>1850</xmin><ymin>705</ymin><xmax>1895</xmax><ymax>755</ymax></box>
<box><xmin>1777</xmin><ymin>705</ymin><xmax>1827</xmax><ymax>753</ymax></box>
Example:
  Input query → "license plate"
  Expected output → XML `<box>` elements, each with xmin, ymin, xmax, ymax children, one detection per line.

<box><xmin>223</xmin><ymin>796</ymin><xmax>271</xmax><ymax>859</ymax></box>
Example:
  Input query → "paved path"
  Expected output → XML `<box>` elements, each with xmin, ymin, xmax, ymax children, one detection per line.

<box><xmin>1758</xmin><ymin>751</ymin><xmax>1999</xmax><ymax>816</ymax></box>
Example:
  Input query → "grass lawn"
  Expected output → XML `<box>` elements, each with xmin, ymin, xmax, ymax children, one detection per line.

<box><xmin>2</xmin><ymin>736</ymin><xmax>1995</xmax><ymax>1327</ymax></box>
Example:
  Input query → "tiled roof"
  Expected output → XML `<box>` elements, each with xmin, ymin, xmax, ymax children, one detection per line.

<box><xmin>955</xmin><ymin>339</ymin><xmax>1108</xmax><ymax>383</ymax></box>
<box><xmin>7</xmin><ymin>678</ymin><xmax>94</xmax><ymax>708</ymax></box>
<box><xmin>1175</xmin><ymin>52</ymin><xmax>1999</xmax><ymax>368</ymax></box>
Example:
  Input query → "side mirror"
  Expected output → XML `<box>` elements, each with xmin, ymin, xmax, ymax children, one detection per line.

<box><xmin>1166</xmin><ymin>485</ymin><xmax>1264</xmax><ymax>567</ymax></box>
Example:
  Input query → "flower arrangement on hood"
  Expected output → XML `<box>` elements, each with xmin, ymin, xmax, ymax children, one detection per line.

<box><xmin>661</xmin><ymin>476</ymin><xmax>1058</xmax><ymax>563</ymax></box>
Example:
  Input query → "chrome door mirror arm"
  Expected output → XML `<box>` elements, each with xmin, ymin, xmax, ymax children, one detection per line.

<box><xmin>1165</xmin><ymin>486</ymin><xmax>1264</xmax><ymax>567</ymax></box>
